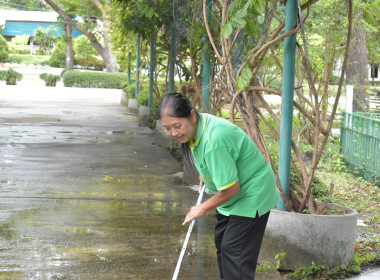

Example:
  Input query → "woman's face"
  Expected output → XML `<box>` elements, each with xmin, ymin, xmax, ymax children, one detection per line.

<box><xmin>160</xmin><ymin>109</ymin><xmax>198</xmax><ymax>144</ymax></box>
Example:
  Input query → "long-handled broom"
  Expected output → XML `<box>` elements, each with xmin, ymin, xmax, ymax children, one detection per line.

<box><xmin>172</xmin><ymin>185</ymin><xmax>206</xmax><ymax>280</ymax></box>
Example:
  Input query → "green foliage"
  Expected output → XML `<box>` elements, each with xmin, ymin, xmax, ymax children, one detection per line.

<box><xmin>60</xmin><ymin>69</ymin><xmax>67</xmax><ymax>77</ymax></box>
<box><xmin>8</xmin><ymin>47</ymin><xmax>30</xmax><ymax>55</ymax></box>
<box><xmin>8</xmin><ymin>54</ymin><xmax>50</xmax><ymax>65</ymax></box>
<box><xmin>289</xmin><ymin>171</ymin><xmax>329</xmax><ymax>202</ymax></box>
<box><xmin>167</xmin><ymin>139</ymin><xmax>182</xmax><ymax>162</ymax></box>
<box><xmin>0</xmin><ymin>34</ymin><xmax>10</xmax><ymax>62</ymax></box>
<box><xmin>221</xmin><ymin>0</ymin><xmax>267</xmax><ymax>39</ymax></box>
<box><xmin>74</xmin><ymin>56</ymin><xmax>105</xmax><ymax>70</ymax></box>
<box><xmin>275</xmin><ymin>252</ymin><xmax>287</xmax><ymax>269</ymax></box>
<box><xmin>255</xmin><ymin>261</ymin><xmax>273</xmax><ymax>273</ymax></box>
<box><xmin>110</xmin><ymin>0</ymin><xmax>171</xmax><ymax>39</ymax></box>
<box><xmin>63</xmin><ymin>70</ymin><xmax>127</xmax><ymax>88</ymax></box>
<box><xmin>8</xmin><ymin>35</ymin><xmax>30</xmax><ymax>55</ymax></box>
<box><xmin>73</xmin><ymin>35</ymin><xmax>97</xmax><ymax>57</ymax></box>
<box><xmin>10</xmin><ymin>35</ymin><xmax>29</xmax><ymax>45</ymax></box>
<box><xmin>287</xmin><ymin>251</ymin><xmax>380</xmax><ymax>280</ymax></box>
<box><xmin>0</xmin><ymin>68</ymin><xmax>23</xmax><ymax>85</ymax></box>
<box><xmin>363</xmin><ymin>0</ymin><xmax>380</xmax><ymax>65</ymax></box>
<box><xmin>49</xmin><ymin>40</ymin><xmax>66</xmax><ymax>68</ymax></box>
<box><xmin>39</xmin><ymin>73</ymin><xmax>60</xmax><ymax>86</ymax></box>
<box><xmin>236</xmin><ymin>66</ymin><xmax>253</xmax><ymax>91</ymax></box>
<box><xmin>33</xmin><ymin>26</ymin><xmax>57</xmax><ymax>54</ymax></box>
<box><xmin>256</xmin><ymin>252</ymin><xmax>287</xmax><ymax>272</ymax></box>
<box><xmin>149</xmin><ymin>98</ymin><xmax>160</xmax><ymax>128</ymax></box>
<box><xmin>137</xmin><ymin>91</ymin><xmax>149</xmax><ymax>106</ymax></box>
<box><xmin>0</xmin><ymin>0</ymin><xmax>51</xmax><ymax>11</ymax></box>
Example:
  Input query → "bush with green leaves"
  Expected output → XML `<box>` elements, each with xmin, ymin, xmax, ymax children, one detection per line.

<box><xmin>0</xmin><ymin>68</ymin><xmax>23</xmax><ymax>85</ymax></box>
<box><xmin>74</xmin><ymin>35</ymin><xmax>97</xmax><ymax>57</ymax></box>
<box><xmin>63</xmin><ymin>70</ymin><xmax>127</xmax><ymax>88</ymax></box>
<box><xmin>10</xmin><ymin>35</ymin><xmax>29</xmax><ymax>46</ymax></box>
<box><xmin>49</xmin><ymin>40</ymin><xmax>66</xmax><ymax>68</ymax></box>
<box><xmin>74</xmin><ymin>56</ymin><xmax>105</xmax><ymax>70</ymax></box>
<box><xmin>33</xmin><ymin>26</ymin><xmax>57</xmax><ymax>54</ymax></box>
<box><xmin>39</xmin><ymin>73</ymin><xmax>60</xmax><ymax>87</ymax></box>
<box><xmin>0</xmin><ymin>34</ymin><xmax>10</xmax><ymax>62</ymax></box>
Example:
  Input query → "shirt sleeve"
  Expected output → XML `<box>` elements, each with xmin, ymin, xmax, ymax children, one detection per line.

<box><xmin>204</xmin><ymin>147</ymin><xmax>239</xmax><ymax>191</ymax></box>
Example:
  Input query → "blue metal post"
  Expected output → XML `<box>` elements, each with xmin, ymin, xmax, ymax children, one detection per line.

<box><xmin>201</xmin><ymin>0</ymin><xmax>212</xmax><ymax>112</ymax></box>
<box><xmin>135</xmin><ymin>34</ymin><xmax>141</xmax><ymax>97</ymax></box>
<box><xmin>149</xmin><ymin>37</ymin><xmax>155</xmax><ymax>107</ymax></box>
<box><xmin>168</xmin><ymin>0</ymin><xmax>177</xmax><ymax>93</ymax></box>
<box><xmin>277</xmin><ymin>0</ymin><xmax>297</xmax><ymax>210</ymax></box>
<box><xmin>128</xmin><ymin>52</ymin><xmax>131</xmax><ymax>86</ymax></box>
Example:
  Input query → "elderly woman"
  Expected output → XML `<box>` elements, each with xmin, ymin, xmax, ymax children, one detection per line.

<box><xmin>159</xmin><ymin>92</ymin><xmax>278</xmax><ymax>280</ymax></box>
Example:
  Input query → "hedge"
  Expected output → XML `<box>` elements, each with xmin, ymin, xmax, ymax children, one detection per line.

<box><xmin>74</xmin><ymin>56</ymin><xmax>105</xmax><ymax>70</ymax></box>
<box><xmin>63</xmin><ymin>70</ymin><xmax>127</xmax><ymax>89</ymax></box>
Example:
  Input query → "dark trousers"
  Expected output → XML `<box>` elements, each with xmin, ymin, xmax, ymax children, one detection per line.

<box><xmin>214</xmin><ymin>210</ymin><xmax>270</xmax><ymax>280</ymax></box>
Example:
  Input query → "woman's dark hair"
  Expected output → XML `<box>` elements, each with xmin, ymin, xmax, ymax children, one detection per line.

<box><xmin>158</xmin><ymin>92</ymin><xmax>199</xmax><ymax>171</ymax></box>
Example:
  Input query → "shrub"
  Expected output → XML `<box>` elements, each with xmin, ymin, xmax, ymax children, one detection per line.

<box><xmin>0</xmin><ymin>68</ymin><xmax>23</xmax><ymax>85</ymax></box>
<box><xmin>63</xmin><ymin>70</ymin><xmax>127</xmax><ymax>88</ymax></box>
<box><xmin>74</xmin><ymin>56</ymin><xmax>105</xmax><ymax>70</ymax></box>
<box><xmin>39</xmin><ymin>73</ymin><xmax>60</xmax><ymax>86</ymax></box>
<box><xmin>10</xmin><ymin>35</ymin><xmax>29</xmax><ymax>45</ymax></box>
<box><xmin>122</xmin><ymin>80</ymin><xmax>136</xmax><ymax>99</ymax></box>
<box><xmin>73</xmin><ymin>35</ymin><xmax>97</xmax><ymax>57</ymax></box>
<box><xmin>0</xmin><ymin>34</ymin><xmax>9</xmax><ymax>62</ymax></box>
<box><xmin>60</xmin><ymin>69</ymin><xmax>66</xmax><ymax>77</ymax></box>
<box><xmin>49</xmin><ymin>40</ymin><xmax>66</xmax><ymax>68</ymax></box>
<box><xmin>33</xmin><ymin>26</ymin><xmax>56</xmax><ymax>54</ymax></box>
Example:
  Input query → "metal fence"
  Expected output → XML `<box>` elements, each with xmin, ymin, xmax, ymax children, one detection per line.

<box><xmin>341</xmin><ymin>112</ymin><xmax>380</xmax><ymax>186</ymax></box>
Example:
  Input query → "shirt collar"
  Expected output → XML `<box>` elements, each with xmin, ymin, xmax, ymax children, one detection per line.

<box><xmin>189</xmin><ymin>113</ymin><xmax>205</xmax><ymax>148</ymax></box>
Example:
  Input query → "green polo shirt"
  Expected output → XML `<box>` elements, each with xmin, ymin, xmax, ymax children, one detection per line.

<box><xmin>189</xmin><ymin>113</ymin><xmax>278</xmax><ymax>218</ymax></box>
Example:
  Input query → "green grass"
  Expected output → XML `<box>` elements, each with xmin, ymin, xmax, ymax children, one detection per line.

<box><xmin>9</xmin><ymin>54</ymin><xmax>50</xmax><ymax>65</ymax></box>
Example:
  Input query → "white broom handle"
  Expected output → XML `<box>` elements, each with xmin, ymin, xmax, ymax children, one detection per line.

<box><xmin>172</xmin><ymin>185</ymin><xmax>206</xmax><ymax>280</ymax></box>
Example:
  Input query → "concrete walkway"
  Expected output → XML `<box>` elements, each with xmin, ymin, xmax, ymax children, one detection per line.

<box><xmin>0</xmin><ymin>85</ymin><xmax>206</xmax><ymax>279</ymax></box>
<box><xmin>0</xmin><ymin>84</ymin><xmax>287</xmax><ymax>279</ymax></box>
<box><xmin>1</xmin><ymin>83</ymin><xmax>377</xmax><ymax>279</ymax></box>
<box><xmin>347</xmin><ymin>269</ymin><xmax>380</xmax><ymax>279</ymax></box>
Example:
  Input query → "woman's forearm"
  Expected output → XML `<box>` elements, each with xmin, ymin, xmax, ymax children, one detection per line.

<box><xmin>202</xmin><ymin>182</ymin><xmax>240</xmax><ymax>212</ymax></box>
<box><xmin>182</xmin><ymin>182</ymin><xmax>240</xmax><ymax>225</ymax></box>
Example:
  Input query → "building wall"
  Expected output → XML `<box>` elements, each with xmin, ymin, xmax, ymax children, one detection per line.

<box><xmin>1</xmin><ymin>21</ymin><xmax>82</xmax><ymax>39</ymax></box>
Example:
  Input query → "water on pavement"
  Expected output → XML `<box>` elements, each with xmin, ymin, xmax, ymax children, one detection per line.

<box><xmin>0</xmin><ymin>85</ymin><xmax>283</xmax><ymax>280</ymax></box>
<box><xmin>0</xmin><ymin>86</ymin><xmax>221</xmax><ymax>279</ymax></box>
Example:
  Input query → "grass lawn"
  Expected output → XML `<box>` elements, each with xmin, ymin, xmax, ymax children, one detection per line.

<box><xmin>9</xmin><ymin>54</ymin><xmax>50</xmax><ymax>65</ymax></box>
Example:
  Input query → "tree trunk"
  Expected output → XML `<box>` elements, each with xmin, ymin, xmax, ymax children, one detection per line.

<box><xmin>44</xmin><ymin>0</ymin><xmax>119</xmax><ymax>72</ymax></box>
<box><xmin>90</xmin><ymin>0</ymin><xmax>120</xmax><ymax>72</ymax></box>
<box><xmin>64</xmin><ymin>24</ymin><xmax>75</xmax><ymax>70</ymax></box>
<box><xmin>346</xmin><ymin>0</ymin><xmax>369</xmax><ymax>112</ymax></box>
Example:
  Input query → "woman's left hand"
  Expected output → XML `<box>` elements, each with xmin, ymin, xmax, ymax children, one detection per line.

<box><xmin>183</xmin><ymin>204</ymin><xmax>207</xmax><ymax>225</ymax></box>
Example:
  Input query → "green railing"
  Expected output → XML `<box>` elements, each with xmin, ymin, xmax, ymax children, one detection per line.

<box><xmin>341</xmin><ymin>111</ymin><xmax>380</xmax><ymax>186</ymax></box>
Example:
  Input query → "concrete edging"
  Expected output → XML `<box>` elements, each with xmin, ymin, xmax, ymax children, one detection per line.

<box><xmin>138</xmin><ymin>106</ymin><xmax>151</xmax><ymax>127</ymax></box>
<box><xmin>127</xmin><ymin>98</ymin><xmax>138</xmax><ymax>115</ymax></box>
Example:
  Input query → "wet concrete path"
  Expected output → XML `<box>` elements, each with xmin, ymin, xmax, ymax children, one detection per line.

<box><xmin>0</xmin><ymin>86</ymin><xmax>223</xmax><ymax>280</ymax></box>
<box><xmin>0</xmin><ymin>85</ymin><xmax>283</xmax><ymax>280</ymax></box>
